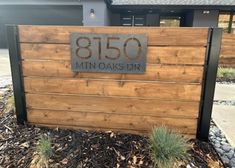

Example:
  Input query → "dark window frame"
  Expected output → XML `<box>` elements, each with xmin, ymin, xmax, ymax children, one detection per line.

<box><xmin>120</xmin><ymin>14</ymin><xmax>146</xmax><ymax>26</ymax></box>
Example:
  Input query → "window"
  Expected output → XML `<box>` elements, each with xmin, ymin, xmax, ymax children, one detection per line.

<box><xmin>218</xmin><ymin>12</ymin><xmax>235</xmax><ymax>34</ymax></box>
<box><xmin>134</xmin><ymin>16</ymin><xmax>145</xmax><ymax>26</ymax></box>
<box><xmin>160</xmin><ymin>16</ymin><xmax>181</xmax><ymax>27</ymax></box>
<box><xmin>232</xmin><ymin>15</ymin><xmax>235</xmax><ymax>34</ymax></box>
<box><xmin>121</xmin><ymin>15</ymin><xmax>133</xmax><ymax>26</ymax></box>
<box><xmin>218</xmin><ymin>13</ymin><xmax>230</xmax><ymax>33</ymax></box>
<box><xmin>120</xmin><ymin>15</ymin><xmax>146</xmax><ymax>26</ymax></box>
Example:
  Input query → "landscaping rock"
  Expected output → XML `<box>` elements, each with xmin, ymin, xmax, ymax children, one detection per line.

<box><xmin>222</xmin><ymin>137</ymin><xmax>227</xmax><ymax>142</ymax></box>
<box><xmin>214</xmin><ymin>100</ymin><xmax>235</xmax><ymax>106</ymax></box>
<box><xmin>214</xmin><ymin>143</ymin><xmax>221</xmax><ymax>148</ymax></box>
<box><xmin>216</xmin><ymin>79</ymin><xmax>235</xmax><ymax>84</ymax></box>
<box><xmin>0</xmin><ymin>102</ymin><xmax>4</xmax><ymax>109</ymax></box>
<box><xmin>226</xmin><ymin>151</ymin><xmax>234</xmax><ymax>159</ymax></box>
<box><xmin>215</xmin><ymin>148</ymin><xmax>223</xmax><ymax>154</ymax></box>
<box><xmin>0</xmin><ymin>78</ymin><xmax>12</xmax><ymax>88</ymax></box>
<box><xmin>221</xmin><ymin>156</ymin><xmax>230</xmax><ymax>164</ymax></box>
<box><xmin>221</xmin><ymin>141</ymin><xmax>228</xmax><ymax>145</ymax></box>
<box><xmin>222</xmin><ymin>145</ymin><xmax>231</xmax><ymax>152</ymax></box>
<box><xmin>209</xmin><ymin>121</ymin><xmax>235</xmax><ymax>168</ymax></box>
<box><xmin>230</xmin><ymin>158</ymin><xmax>235</xmax><ymax>167</ymax></box>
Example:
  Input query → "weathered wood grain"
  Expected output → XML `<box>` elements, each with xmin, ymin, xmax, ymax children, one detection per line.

<box><xmin>18</xmin><ymin>26</ymin><xmax>210</xmax><ymax>136</ymax></box>
<box><xmin>19</xmin><ymin>25</ymin><xmax>208</xmax><ymax>46</ymax></box>
<box><xmin>27</xmin><ymin>109</ymin><xmax>197</xmax><ymax>134</ymax></box>
<box><xmin>219</xmin><ymin>58</ymin><xmax>235</xmax><ymax>67</ymax></box>
<box><xmin>26</xmin><ymin>93</ymin><xmax>200</xmax><ymax>118</ymax></box>
<box><xmin>22</xmin><ymin>60</ymin><xmax>204</xmax><ymax>83</ymax></box>
<box><xmin>29</xmin><ymin>123</ymin><xmax>196</xmax><ymax>138</ymax></box>
<box><xmin>24</xmin><ymin>77</ymin><xmax>201</xmax><ymax>101</ymax></box>
<box><xmin>222</xmin><ymin>33</ymin><xmax>235</xmax><ymax>46</ymax></box>
<box><xmin>220</xmin><ymin>34</ymin><xmax>235</xmax><ymax>67</ymax></box>
<box><xmin>220</xmin><ymin>45</ymin><xmax>235</xmax><ymax>57</ymax></box>
<box><xmin>21</xmin><ymin>43</ymin><xmax>206</xmax><ymax>65</ymax></box>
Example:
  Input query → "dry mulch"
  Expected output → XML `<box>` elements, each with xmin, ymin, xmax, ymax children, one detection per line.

<box><xmin>0</xmin><ymin>86</ymin><xmax>224</xmax><ymax>168</ymax></box>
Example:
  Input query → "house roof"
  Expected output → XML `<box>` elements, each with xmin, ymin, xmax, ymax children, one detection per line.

<box><xmin>111</xmin><ymin>0</ymin><xmax>235</xmax><ymax>6</ymax></box>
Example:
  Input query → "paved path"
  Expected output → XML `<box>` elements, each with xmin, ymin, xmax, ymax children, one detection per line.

<box><xmin>0</xmin><ymin>49</ymin><xmax>12</xmax><ymax>87</ymax></box>
<box><xmin>212</xmin><ymin>105</ymin><xmax>235</xmax><ymax>147</ymax></box>
<box><xmin>213</xmin><ymin>83</ymin><xmax>235</xmax><ymax>147</ymax></box>
<box><xmin>0</xmin><ymin>49</ymin><xmax>11</xmax><ymax>77</ymax></box>
<box><xmin>214</xmin><ymin>83</ymin><xmax>235</xmax><ymax>100</ymax></box>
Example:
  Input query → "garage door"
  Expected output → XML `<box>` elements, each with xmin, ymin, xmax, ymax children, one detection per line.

<box><xmin>0</xmin><ymin>5</ymin><xmax>83</xmax><ymax>48</ymax></box>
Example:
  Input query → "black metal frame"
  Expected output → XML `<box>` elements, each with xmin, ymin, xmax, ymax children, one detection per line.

<box><xmin>6</xmin><ymin>25</ymin><xmax>222</xmax><ymax>141</ymax></box>
<box><xmin>6</xmin><ymin>25</ymin><xmax>27</xmax><ymax>124</ymax></box>
<box><xmin>197</xmin><ymin>28</ymin><xmax>222</xmax><ymax>141</ymax></box>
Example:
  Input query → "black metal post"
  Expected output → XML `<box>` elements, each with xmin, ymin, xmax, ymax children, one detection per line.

<box><xmin>197</xmin><ymin>28</ymin><xmax>222</xmax><ymax>141</ymax></box>
<box><xmin>228</xmin><ymin>12</ymin><xmax>233</xmax><ymax>34</ymax></box>
<box><xmin>6</xmin><ymin>25</ymin><xmax>27</xmax><ymax>124</ymax></box>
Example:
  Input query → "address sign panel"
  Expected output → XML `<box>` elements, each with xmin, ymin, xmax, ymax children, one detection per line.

<box><xmin>70</xmin><ymin>33</ymin><xmax>147</xmax><ymax>73</ymax></box>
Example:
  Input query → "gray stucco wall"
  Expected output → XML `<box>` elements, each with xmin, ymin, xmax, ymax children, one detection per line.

<box><xmin>0</xmin><ymin>0</ymin><xmax>110</xmax><ymax>26</ymax></box>
<box><xmin>0</xmin><ymin>5</ymin><xmax>83</xmax><ymax>48</ymax></box>
<box><xmin>0</xmin><ymin>0</ymin><xmax>110</xmax><ymax>48</ymax></box>
<box><xmin>83</xmin><ymin>0</ymin><xmax>110</xmax><ymax>26</ymax></box>
<box><xmin>192</xmin><ymin>10</ymin><xmax>219</xmax><ymax>27</ymax></box>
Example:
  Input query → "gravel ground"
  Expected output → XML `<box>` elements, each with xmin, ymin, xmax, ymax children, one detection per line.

<box><xmin>216</xmin><ymin>78</ymin><xmax>235</xmax><ymax>84</ymax></box>
<box><xmin>0</xmin><ymin>77</ymin><xmax>12</xmax><ymax>88</ymax></box>
<box><xmin>214</xmin><ymin>100</ymin><xmax>235</xmax><ymax>106</ymax></box>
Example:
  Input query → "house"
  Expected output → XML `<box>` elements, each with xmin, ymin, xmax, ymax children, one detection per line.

<box><xmin>0</xmin><ymin>0</ymin><xmax>235</xmax><ymax>48</ymax></box>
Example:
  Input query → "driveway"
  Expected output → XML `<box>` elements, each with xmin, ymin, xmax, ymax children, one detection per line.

<box><xmin>0</xmin><ymin>49</ymin><xmax>12</xmax><ymax>87</ymax></box>
<box><xmin>0</xmin><ymin>49</ymin><xmax>11</xmax><ymax>77</ymax></box>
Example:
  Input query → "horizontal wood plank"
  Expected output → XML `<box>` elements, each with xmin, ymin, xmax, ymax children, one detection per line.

<box><xmin>24</xmin><ymin>78</ymin><xmax>201</xmax><ymax>101</ymax></box>
<box><xmin>19</xmin><ymin>25</ymin><xmax>210</xmax><ymax>136</ymax></box>
<box><xmin>29</xmin><ymin>123</ymin><xmax>196</xmax><ymax>138</ymax></box>
<box><xmin>221</xmin><ymin>45</ymin><xmax>235</xmax><ymax>57</ymax></box>
<box><xmin>21</xmin><ymin>43</ymin><xmax>206</xmax><ymax>65</ymax></box>
<box><xmin>19</xmin><ymin>25</ymin><xmax>208</xmax><ymax>46</ymax></box>
<box><xmin>222</xmin><ymin>33</ymin><xmax>235</xmax><ymax>46</ymax></box>
<box><xmin>27</xmin><ymin>109</ymin><xmax>197</xmax><ymax>134</ymax></box>
<box><xmin>219</xmin><ymin>58</ymin><xmax>235</xmax><ymax>67</ymax></box>
<box><xmin>26</xmin><ymin>93</ymin><xmax>199</xmax><ymax>118</ymax></box>
<box><xmin>220</xmin><ymin>34</ymin><xmax>235</xmax><ymax>67</ymax></box>
<box><xmin>22</xmin><ymin>61</ymin><xmax>204</xmax><ymax>83</ymax></box>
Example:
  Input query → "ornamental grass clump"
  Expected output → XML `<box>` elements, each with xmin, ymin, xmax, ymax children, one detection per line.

<box><xmin>149</xmin><ymin>127</ymin><xmax>189</xmax><ymax>168</ymax></box>
<box><xmin>36</xmin><ymin>135</ymin><xmax>53</xmax><ymax>168</ymax></box>
<box><xmin>217</xmin><ymin>67</ymin><xmax>235</xmax><ymax>79</ymax></box>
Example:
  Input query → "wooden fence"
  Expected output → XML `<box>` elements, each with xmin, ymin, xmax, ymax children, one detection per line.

<box><xmin>7</xmin><ymin>26</ymin><xmax>222</xmax><ymax>140</ymax></box>
<box><xmin>220</xmin><ymin>33</ymin><xmax>235</xmax><ymax>68</ymax></box>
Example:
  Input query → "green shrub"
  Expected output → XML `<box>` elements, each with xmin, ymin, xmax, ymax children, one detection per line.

<box><xmin>149</xmin><ymin>127</ymin><xmax>189</xmax><ymax>168</ymax></box>
<box><xmin>217</xmin><ymin>67</ymin><xmax>235</xmax><ymax>79</ymax></box>
<box><xmin>36</xmin><ymin>135</ymin><xmax>53</xmax><ymax>167</ymax></box>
